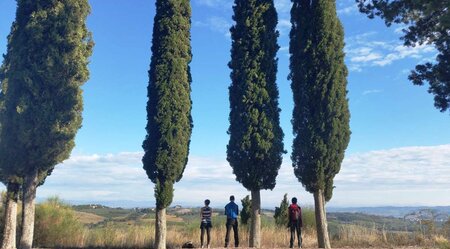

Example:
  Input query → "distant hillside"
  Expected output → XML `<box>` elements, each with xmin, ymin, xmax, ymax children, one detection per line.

<box><xmin>328</xmin><ymin>206</ymin><xmax>450</xmax><ymax>220</ymax></box>
<box><xmin>328</xmin><ymin>212</ymin><xmax>420</xmax><ymax>232</ymax></box>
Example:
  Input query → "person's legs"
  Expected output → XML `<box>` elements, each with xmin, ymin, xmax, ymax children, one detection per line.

<box><xmin>297</xmin><ymin>224</ymin><xmax>302</xmax><ymax>248</ymax></box>
<box><xmin>200</xmin><ymin>225</ymin><xmax>205</xmax><ymax>247</ymax></box>
<box><xmin>233</xmin><ymin>219</ymin><xmax>239</xmax><ymax>247</ymax></box>
<box><xmin>206</xmin><ymin>226</ymin><xmax>211</xmax><ymax>247</ymax></box>
<box><xmin>290</xmin><ymin>222</ymin><xmax>295</xmax><ymax>248</ymax></box>
<box><xmin>225</xmin><ymin>219</ymin><xmax>232</xmax><ymax>247</ymax></box>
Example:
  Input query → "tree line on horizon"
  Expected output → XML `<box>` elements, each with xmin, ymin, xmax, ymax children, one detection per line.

<box><xmin>0</xmin><ymin>0</ymin><xmax>448</xmax><ymax>249</ymax></box>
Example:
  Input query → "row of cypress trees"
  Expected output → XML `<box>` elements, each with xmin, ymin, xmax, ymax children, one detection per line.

<box><xmin>0</xmin><ymin>0</ymin><xmax>349</xmax><ymax>249</ymax></box>
<box><xmin>142</xmin><ymin>0</ymin><xmax>349</xmax><ymax>249</ymax></box>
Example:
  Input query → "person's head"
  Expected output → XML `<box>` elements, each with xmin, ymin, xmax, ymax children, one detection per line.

<box><xmin>204</xmin><ymin>199</ymin><xmax>210</xmax><ymax>206</ymax></box>
<box><xmin>292</xmin><ymin>197</ymin><xmax>297</xmax><ymax>204</ymax></box>
<box><xmin>230</xmin><ymin>195</ymin><xmax>235</xmax><ymax>202</ymax></box>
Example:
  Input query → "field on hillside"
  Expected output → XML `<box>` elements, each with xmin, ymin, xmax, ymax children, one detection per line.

<box><xmin>1</xmin><ymin>198</ymin><xmax>450</xmax><ymax>249</ymax></box>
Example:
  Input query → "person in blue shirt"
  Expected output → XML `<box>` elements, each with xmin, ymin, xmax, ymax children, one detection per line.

<box><xmin>224</xmin><ymin>195</ymin><xmax>239</xmax><ymax>247</ymax></box>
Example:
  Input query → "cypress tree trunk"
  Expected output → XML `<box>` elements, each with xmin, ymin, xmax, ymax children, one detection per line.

<box><xmin>154</xmin><ymin>207</ymin><xmax>167</xmax><ymax>249</ymax></box>
<box><xmin>314</xmin><ymin>189</ymin><xmax>331</xmax><ymax>249</ymax></box>
<box><xmin>250</xmin><ymin>190</ymin><xmax>261</xmax><ymax>248</ymax></box>
<box><xmin>19</xmin><ymin>169</ymin><xmax>38</xmax><ymax>249</ymax></box>
<box><xmin>1</xmin><ymin>182</ymin><xmax>20</xmax><ymax>249</ymax></box>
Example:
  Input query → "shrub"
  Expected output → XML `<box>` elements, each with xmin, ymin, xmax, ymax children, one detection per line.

<box><xmin>34</xmin><ymin>196</ymin><xmax>86</xmax><ymax>248</ymax></box>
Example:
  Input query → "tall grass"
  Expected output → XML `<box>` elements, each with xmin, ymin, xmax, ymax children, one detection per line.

<box><xmin>1</xmin><ymin>197</ymin><xmax>449</xmax><ymax>248</ymax></box>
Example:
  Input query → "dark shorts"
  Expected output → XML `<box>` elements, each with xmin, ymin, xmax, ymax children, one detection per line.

<box><xmin>200</xmin><ymin>221</ymin><xmax>212</xmax><ymax>229</ymax></box>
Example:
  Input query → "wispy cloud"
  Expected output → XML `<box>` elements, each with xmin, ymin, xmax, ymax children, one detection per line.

<box><xmin>275</xmin><ymin>0</ymin><xmax>292</xmax><ymax>15</ymax></box>
<box><xmin>362</xmin><ymin>89</ymin><xmax>383</xmax><ymax>95</ymax></box>
<box><xmin>193</xmin><ymin>16</ymin><xmax>232</xmax><ymax>37</ymax></box>
<box><xmin>337</xmin><ymin>0</ymin><xmax>359</xmax><ymax>16</ymax></box>
<box><xmin>3</xmin><ymin>144</ymin><xmax>448</xmax><ymax>208</ymax></box>
<box><xmin>345</xmin><ymin>32</ymin><xmax>436</xmax><ymax>72</ymax></box>
<box><xmin>277</xmin><ymin>18</ymin><xmax>291</xmax><ymax>36</ymax></box>
<box><xmin>333</xmin><ymin>145</ymin><xmax>450</xmax><ymax>206</ymax></box>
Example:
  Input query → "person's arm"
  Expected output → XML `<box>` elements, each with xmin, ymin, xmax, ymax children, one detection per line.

<box><xmin>288</xmin><ymin>206</ymin><xmax>292</xmax><ymax>221</ymax></box>
<box><xmin>224</xmin><ymin>205</ymin><xmax>227</xmax><ymax>215</ymax></box>
<box><xmin>236</xmin><ymin>204</ymin><xmax>239</xmax><ymax>216</ymax></box>
<box><xmin>299</xmin><ymin>207</ymin><xmax>303</xmax><ymax>227</ymax></box>
<box><xmin>200</xmin><ymin>207</ymin><xmax>203</xmax><ymax>220</ymax></box>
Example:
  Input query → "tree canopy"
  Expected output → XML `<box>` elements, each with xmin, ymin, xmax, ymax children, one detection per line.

<box><xmin>227</xmin><ymin>0</ymin><xmax>284</xmax><ymax>192</ymax></box>
<box><xmin>290</xmin><ymin>0</ymin><xmax>350</xmax><ymax>201</ymax></box>
<box><xmin>142</xmin><ymin>0</ymin><xmax>193</xmax><ymax>209</ymax></box>
<box><xmin>0</xmin><ymin>0</ymin><xmax>93</xmax><ymax>179</ymax></box>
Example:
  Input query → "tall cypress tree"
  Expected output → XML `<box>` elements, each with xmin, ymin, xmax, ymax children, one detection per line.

<box><xmin>228</xmin><ymin>0</ymin><xmax>284</xmax><ymax>247</ymax></box>
<box><xmin>0</xmin><ymin>1</ymin><xmax>93</xmax><ymax>248</ymax></box>
<box><xmin>289</xmin><ymin>0</ymin><xmax>350</xmax><ymax>248</ymax></box>
<box><xmin>0</xmin><ymin>55</ymin><xmax>21</xmax><ymax>249</ymax></box>
<box><xmin>142</xmin><ymin>1</ymin><xmax>192</xmax><ymax>249</ymax></box>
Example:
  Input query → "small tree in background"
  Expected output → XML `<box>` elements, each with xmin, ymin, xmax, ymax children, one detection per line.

<box><xmin>356</xmin><ymin>0</ymin><xmax>450</xmax><ymax>113</ymax></box>
<box><xmin>290</xmin><ymin>0</ymin><xmax>350</xmax><ymax>248</ymax></box>
<box><xmin>142</xmin><ymin>1</ymin><xmax>193</xmax><ymax>249</ymax></box>
<box><xmin>240</xmin><ymin>195</ymin><xmax>252</xmax><ymax>225</ymax></box>
<box><xmin>0</xmin><ymin>1</ymin><xmax>93</xmax><ymax>248</ymax></box>
<box><xmin>274</xmin><ymin>193</ymin><xmax>289</xmax><ymax>227</ymax></box>
<box><xmin>228</xmin><ymin>0</ymin><xmax>284</xmax><ymax>247</ymax></box>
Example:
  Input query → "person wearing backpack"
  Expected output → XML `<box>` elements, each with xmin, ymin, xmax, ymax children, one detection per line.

<box><xmin>288</xmin><ymin>197</ymin><xmax>302</xmax><ymax>248</ymax></box>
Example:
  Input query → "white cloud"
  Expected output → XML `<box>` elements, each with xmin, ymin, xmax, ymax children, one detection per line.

<box><xmin>345</xmin><ymin>32</ymin><xmax>436</xmax><ymax>72</ymax></box>
<box><xmin>194</xmin><ymin>16</ymin><xmax>232</xmax><ymax>37</ymax></box>
<box><xmin>2</xmin><ymin>144</ymin><xmax>449</xmax><ymax>208</ymax></box>
<box><xmin>275</xmin><ymin>0</ymin><xmax>292</xmax><ymax>15</ymax></box>
<box><xmin>333</xmin><ymin>145</ymin><xmax>450</xmax><ymax>206</ymax></box>
<box><xmin>349</xmin><ymin>47</ymin><xmax>383</xmax><ymax>63</ymax></box>
<box><xmin>277</xmin><ymin>18</ymin><xmax>291</xmax><ymax>36</ymax></box>
<box><xmin>337</xmin><ymin>0</ymin><xmax>359</xmax><ymax>16</ymax></box>
<box><xmin>362</xmin><ymin>89</ymin><xmax>383</xmax><ymax>95</ymax></box>
<box><xmin>338</xmin><ymin>6</ymin><xmax>357</xmax><ymax>16</ymax></box>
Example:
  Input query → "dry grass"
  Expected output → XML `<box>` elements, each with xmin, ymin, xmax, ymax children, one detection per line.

<box><xmin>75</xmin><ymin>211</ymin><xmax>106</xmax><ymax>225</ymax></box>
<box><xmin>9</xmin><ymin>198</ymin><xmax>450</xmax><ymax>248</ymax></box>
<box><xmin>165</xmin><ymin>224</ymin><xmax>317</xmax><ymax>248</ymax></box>
<box><xmin>34</xmin><ymin>222</ymin><xmax>450</xmax><ymax>249</ymax></box>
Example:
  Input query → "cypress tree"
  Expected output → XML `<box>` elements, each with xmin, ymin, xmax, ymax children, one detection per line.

<box><xmin>0</xmin><ymin>55</ymin><xmax>20</xmax><ymax>249</ymax></box>
<box><xmin>274</xmin><ymin>193</ymin><xmax>289</xmax><ymax>227</ymax></box>
<box><xmin>0</xmin><ymin>1</ymin><xmax>93</xmax><ymax>248</ymax></box>
<box><xmin>240</xmin><ymin>195</ymin><xmax>252</xmax><ymax>225</ymax></box>
<box><xmin>228</xmin><ymin>0</ymin><xmax>284</xmax><ymax>247</ymax></box>
<box><xmin>142</xmin><ymin>1</ymin><xmax>193</xmax><ymax>249</ymax></box>
<box><xmin>289</xmin><ymin>0</ymin><xmax>350</xmax><ymax>248</ymax></box>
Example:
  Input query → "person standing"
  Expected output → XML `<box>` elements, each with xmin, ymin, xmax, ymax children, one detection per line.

<box><xmin>224</xmin><ymin>195</ymin><xmax>239</xmax><ymax>247</ymax></box>
<box><xmin>200</xmin><ymin>199</ymin><xmax>213</xmax><ymax>248</ymax></box>
<box><xmin>289</xmin><ymin>197</ymin><xmax>303</xmax><ymax>248</ymax></box>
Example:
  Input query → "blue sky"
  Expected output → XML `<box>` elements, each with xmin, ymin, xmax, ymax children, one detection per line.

<box><xmin>0</xmin><ymin>0</ymin><xmax>449</xmax><ymax>208</ymax></box>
